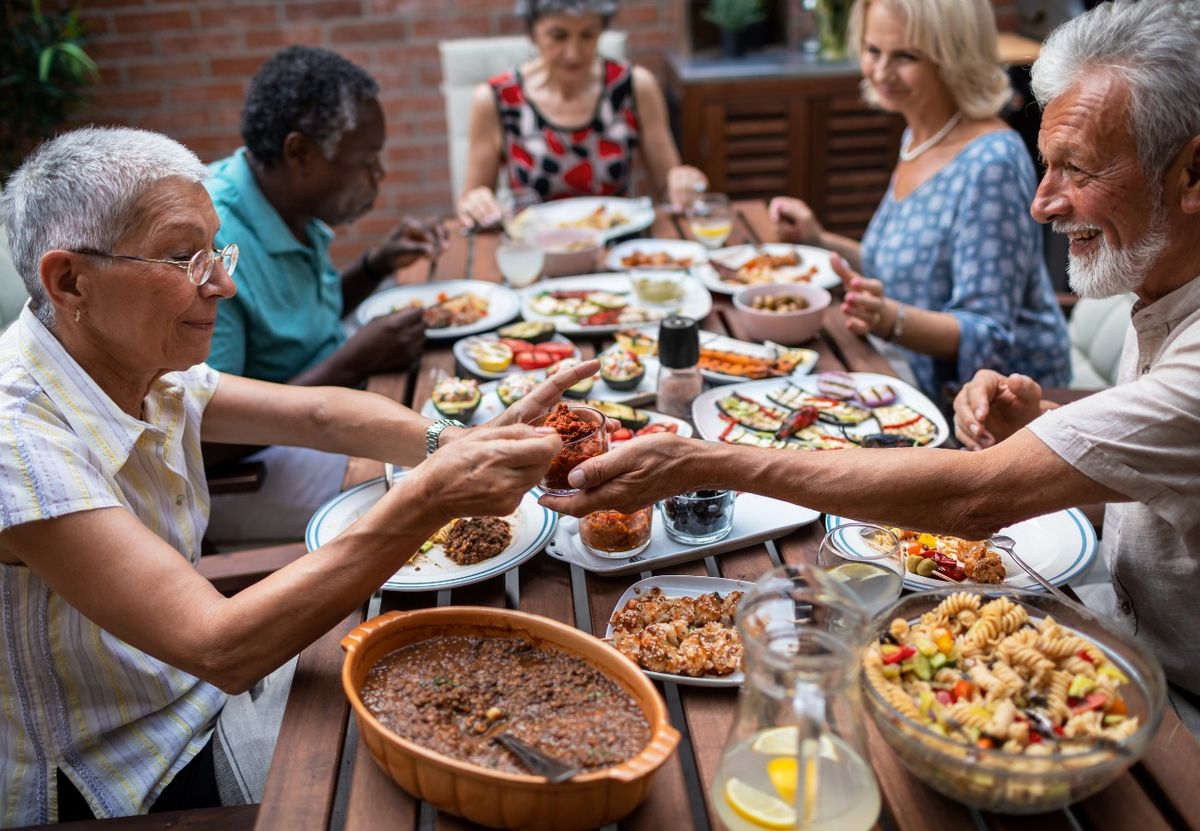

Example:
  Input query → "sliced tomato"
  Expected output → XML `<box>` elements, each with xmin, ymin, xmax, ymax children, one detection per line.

<box><xmin>499</xmin><ymin>338</ymin><xmax>534</xmax><ymax>354</ymax></box>
<box><xmin>515</xmin><ymin>350</ymin><xmax>554</xmax><ymax>370</ymax></box>
<box><xmin>1073</xmin><ymin>692</ymin><xmax>1109</xmax><ymax>713</ymax></box>
<box><xmin>579</xmin><ymin>308</ymin><xmax>623</xmax><ymax>326</ymax></box>
<box><xmin>539</xmin><ymin>341</ymin><xmax>576</xmax><ymax>359</ymax></box>
<box><xmin>610</xmin><ymin>428</ymin><xmax>634</xmax><ymax>442</ymax></box>
<box><xmin>635</xmin><ymin>422</ymin><xmax>678</xmax><ymax>437</ymax></box>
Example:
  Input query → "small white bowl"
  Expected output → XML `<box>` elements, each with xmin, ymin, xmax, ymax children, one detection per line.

<box><xmin>531</xmin><ymin>228</ymin><xmax>603</xmax><ymax>278</ymax></box>
<box><xmin>731</xmin><ymin>283</ymin><xmax>831</xmax><ymax>345</ymax></box>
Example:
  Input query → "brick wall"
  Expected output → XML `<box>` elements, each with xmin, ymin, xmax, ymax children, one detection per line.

<box><xmin>76</xmin><ymin>0</ymin><xmax>1016</xmax><ymax>265</ymax></box>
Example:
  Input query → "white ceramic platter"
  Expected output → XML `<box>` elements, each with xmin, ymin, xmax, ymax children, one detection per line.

<box><xmin>545</xmin><ymin>494</ymin><xmax>820</xmax><ymax>576</ymax></box>
<box><xmin>604</xmin><ymin>575</ymin><xmax>752</xmax><ymax>688</ymax></box>
<box><xmin>519</xmin><ymin>273</ymin><xmax>713</xmax><ymax>336</ymax></box>
<box><xmin>823</xmin><ymin>509</ymin><xmax>1098</xmax><ymax>592</ymax></box>
<box><xmin>354</xmin><ymin>280</ymin><xmax>521</xmax><ymax>338</ymax></box>
<box><xmin>703</xmin><ymin>243</ymin><xmax>841</xmax><ymax>294</ymax></box>
<box><xmin>610</xmin><ymin>411</ymin><xmax>694</xmax><ymax>442</ymax></box>
<box><xmin>452</xmin><ymin>333</ymin><xmax>580</xmax><ymax>380</ymax></box>
<box><xmin>604</xmin><ymin>238</ymin><xmax>710</xmax><ymax>271</ymax></box>
<box><xmin>514</xmin><ymin>196</ymin><xmax>656</xmax><ymax>244</ymax></box>
<box><xmin>305</xmin><ymin>475</ymin><xmax>556</xmax><ymax>592</ymax></box>
<box><xmin>691</xmin><ymin>372</ymin><xmax>951</xmax><ymax>449</ymax></box>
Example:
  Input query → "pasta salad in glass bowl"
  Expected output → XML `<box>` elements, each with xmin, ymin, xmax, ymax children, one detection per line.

<box><xmin>862</xmin><ymin>588</ymin><xmax>1165</xmax><ymax>813</ymax></box>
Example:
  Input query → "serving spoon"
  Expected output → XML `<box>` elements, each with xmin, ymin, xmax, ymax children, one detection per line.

<box><xmin>491</xmin><ymin>731</ymin><xmax>580</xmax><ymax>784</ymax></box>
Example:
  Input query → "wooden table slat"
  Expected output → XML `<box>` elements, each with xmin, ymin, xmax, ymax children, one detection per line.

<box><xmin>1132</xmin><ymin>709</ymin><xmax>1200</xmax><ymax>830</ymax></box>
<box><xmin>340</xmin><ymin>740</ymin><xmax>418</xmax><ymax>831</ymax></box>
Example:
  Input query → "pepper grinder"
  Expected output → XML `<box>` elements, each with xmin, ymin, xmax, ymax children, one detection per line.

<box><xmin>656</xmin><ymin>315</ymin><xmax>703</xmax><ymax>420</ymax></box>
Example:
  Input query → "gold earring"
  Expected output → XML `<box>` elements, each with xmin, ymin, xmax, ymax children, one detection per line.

<box><xmin>74</xmin><ymin>309</ymin><xmax>81</xmax><ymax>323</ymax></box>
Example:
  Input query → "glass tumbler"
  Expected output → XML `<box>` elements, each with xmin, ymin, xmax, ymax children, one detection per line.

<box><xmin>529</xmin><ymin>405</ymin><xmax>607</xmax><ymax>497</ymax></box>
<box><xmin>579</xmin><ymin>506</ymin><xmax>654</xmax><ymax>558</ymax></box>
<box><xmin>817</xmin><ymin>523</ymin><xmax>904</xmax><ymax>617</ymax></box>
<box><xmin>660</xmin><ymin>489</ymin><xmax>736</xmax><ymax>545</ymax></box>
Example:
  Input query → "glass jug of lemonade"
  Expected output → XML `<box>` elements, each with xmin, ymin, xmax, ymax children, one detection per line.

<box><xmin>712</xmin><ymin>564</ymin><xmax>881</xmax><ymax>831</ymax></box>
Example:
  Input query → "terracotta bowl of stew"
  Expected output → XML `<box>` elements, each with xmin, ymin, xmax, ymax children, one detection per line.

<box><xmin>341</xmin><ymin>607</ymin><xmax>680</xmax><ymax>830</ymax></box>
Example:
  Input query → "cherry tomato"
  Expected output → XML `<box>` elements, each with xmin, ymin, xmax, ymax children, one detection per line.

<box><xmin>635</xmin><ymin>422</ymin><xmax>679</xmax><ymax>437</ymax></box>
<box><xmin>610</xmin><ymin>428</ymin><xmax>634</xmax><ymax>442</ymax></box>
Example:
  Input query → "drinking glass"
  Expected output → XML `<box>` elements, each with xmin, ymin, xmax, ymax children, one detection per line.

<box><xmin>579</xmin><ymin>506</ymin><xmax>654</xmax><ymax>558</ymax></box>
<box><xmin>499</xmin><ymin>189</ymin><xmax>544</xmax><ymax>240</ymax></box>
<box><xmin>687</xmin><ymin>193</ymin><xmax>734</xmax><ymax>249</ymax></box>
<box><xmin>659</xmin><ymin>489</ymin><xmax>736</xmax><ymax>545</ymax></box>
<box><xmin>528</xmin><ymin>405</ymin><xmax>608</xmax><ymax>496</ymax></box>
<box><xmin>817</xmin><ymin>523</ymin><xmax>903</xmax><ymax>617</ymax></box>
<box><xmin>495</xmin><ymin>235</ymin><xmax>544</xmax><ymax>288</ymax></box>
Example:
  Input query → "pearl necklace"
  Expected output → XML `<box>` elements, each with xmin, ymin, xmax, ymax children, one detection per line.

<box><xmin>899</xmin><ymin>111</ymin><xmax>963</xmax><ymax>162</ymax></box>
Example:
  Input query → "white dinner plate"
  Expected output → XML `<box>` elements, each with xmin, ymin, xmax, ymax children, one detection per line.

<box><xmin>610</xmin><ymin>411</ymin><xmax>693</xmax><ymax>442</ymax></box>
<box><xmin>519</xmin><ymin>273</ymin><xmax>713</xmax><ymax>336</ymax></box>
<box><xmin>704</xmin><ymin>243</ymin><xmax>842</xmax><ymax>294</ymax></box>
<box><xmin>604</xmin><ymin>238</ymin><xmax>710</xmax><ymax>271</ymax></box>
<box><xmin>452</xmin><ymin>333</ymin><xmax>580</xmax><ymax>380</ymax></box>
<box><xmin>354</xmin><ymin>280</ymin><xmax>521</xmax><ymax>338</ymax></box>
<box><xmin>823</xmin><ymin>509</ymin><xmax>1098</xmax><ymax>592</ymax></box>
<box><xmin>305</xmin><ymin>475</ymin><xmax>556</xmax><ymax>592</ymax></box>
<box><xmin>514</xmin><ymin>196</ymin><xmax>656</xmax><ymax>244</ymax></box>
<box><xmin>604</xmin><ymin>575</ymin><xmax>752</xmax><ymax>688</ymax></box>
<box><xmin>420</xmin><ymin>363</ymin><xmax>663</xmax><ymax>425</ymax></box>
<box><xmin>691</xmin><ymin>372</ymin><xmax>950</xmax><ymax>449</ymax></box>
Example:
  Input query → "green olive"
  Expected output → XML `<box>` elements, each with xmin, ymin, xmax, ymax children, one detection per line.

<box><xmin>916</xmin><ymin>558</ymin><xmax>938</xmax><ymax>577</ymax></box>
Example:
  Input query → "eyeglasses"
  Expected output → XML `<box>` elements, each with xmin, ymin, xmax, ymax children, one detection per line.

<box><xmin>71</xmin><ymin>243</ymin><xmax>239</xmax><ymax>286</ymax></box>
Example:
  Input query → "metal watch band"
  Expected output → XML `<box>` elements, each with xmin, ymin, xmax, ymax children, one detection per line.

<box><xmin>425</xmin><ymin>418</ymin><xmax>463</xmax><ymax>456</ymax></box>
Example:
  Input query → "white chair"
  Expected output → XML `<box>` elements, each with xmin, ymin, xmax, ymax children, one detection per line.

<box><xmin>438</xmin><ymin>32</ymin><xmax>629</xmax><ymax>203</ymax></box>
<box><xmin>0</xmin><ymin>186</ymin><xmax>30</xmax><ymax>330</ymax></box>
<box><xmin>1068</xmin><ymin>293</ymin><xmax>1136</xmax><ymax>388</ymax></box>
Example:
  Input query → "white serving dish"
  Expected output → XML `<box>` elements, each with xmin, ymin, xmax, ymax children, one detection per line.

<box><xmin>704</xmin><ymin>243</ymin><xmax>841</xmax><ymax>294</ymax></box>
<box><xmin>354</xmin><ymin>279</ymin><xmax>521</xmax><ymax>338</ymax></box>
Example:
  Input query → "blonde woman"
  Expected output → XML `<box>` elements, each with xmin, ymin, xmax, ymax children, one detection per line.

<box><xmin>771</xmin><ymin>0</ymin><xmax>1069</xmax><ymax>402</ymax></box>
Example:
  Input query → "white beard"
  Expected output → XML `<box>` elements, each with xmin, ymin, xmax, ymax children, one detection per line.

<box><xmin>1056</xmin><ymin>211</ymin><xmax>1167</xmax><ymax>299</ymax></box>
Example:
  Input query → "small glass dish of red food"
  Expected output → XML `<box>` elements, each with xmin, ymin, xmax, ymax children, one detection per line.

<box><xmin>530</xmin><ymin>403</ymin><xmax>608</xmax><ymax>496</ymax></box>
<box><xmin>580</xmin><ymin>506</ymin><xmax>654</xmax><ymax>558</ymax></box>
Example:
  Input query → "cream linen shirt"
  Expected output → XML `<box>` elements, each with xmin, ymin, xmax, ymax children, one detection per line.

<box><xmin>1029</xmin><ymin>275</ymin><xmax>1200</xmax><ymax>696</ymax></box>
<box><xmin>0</xmin><ymin>306</ymin><xmax>226</xmax><ymax>824</ymax></box>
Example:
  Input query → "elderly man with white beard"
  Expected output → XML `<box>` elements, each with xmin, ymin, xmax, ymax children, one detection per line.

<box><xmin>539</xmin><ymin>0</ymin><xmax>1200</xmax><ymax>733</ymax></box>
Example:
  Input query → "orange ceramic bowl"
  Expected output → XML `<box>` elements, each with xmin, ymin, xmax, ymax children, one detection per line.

<box><xmin>341</xmin><ymin>607</ymin><xmax>680</xmax><ymax>831</ymax></box>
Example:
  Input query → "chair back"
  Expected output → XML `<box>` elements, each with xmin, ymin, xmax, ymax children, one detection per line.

<box><xmin>1068</xmin><ymin>293</ymin><xmax>1135</xmax><ymax>388</ymax></box>
<box><xmin>438</xmin><ymin>31</ymin><xmax>629</xmax><ymax>202</ymax></box>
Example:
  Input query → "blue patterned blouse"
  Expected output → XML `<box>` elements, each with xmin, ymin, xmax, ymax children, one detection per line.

<box><xmin>861</xmin><ymin>130</ymin><xmax>1071</xmax><ymax>404</ymax></box>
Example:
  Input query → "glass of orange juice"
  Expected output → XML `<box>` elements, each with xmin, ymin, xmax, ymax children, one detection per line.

<box><xmin>687</xmin><ymin>193</ymin><xmax>734</xmax><ymax>249</ymax></box>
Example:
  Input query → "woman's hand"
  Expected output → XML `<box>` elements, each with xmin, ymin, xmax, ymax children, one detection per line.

<box><xmin>953</xmin><ymin>370</ymin><xmax>1045</xmax><ymax>450</ymax></box>
<box><xmin>410</xmin><ymin>423</ymin><xmax>562</xmax><ymax>523</ymax></box>
<box><xmin>833</xmin><ymin>254</ymin><xmax>890</xmax><ymax>338</ymax></box>
<box><xmin>667</xmin><ymin>165</ymin><xmax>708</xmax><ymax>212</ymax></box>
<box><xmin>538</xmin><ymin>433</ymin><xmax>697</xmax><ymax>517</ymax></box>
<box><xmin>768</xmin><ymin>196</ymin><xmax>825</xmax><ymax>246</ymax></box>
<box><xmin>457</xmin><ymin>186</ymin><xmax>503</xmax><ymax>229</ymax></box>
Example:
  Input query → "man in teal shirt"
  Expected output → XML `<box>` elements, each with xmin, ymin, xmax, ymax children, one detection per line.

<box><xmin>205</xmin><ymin>46</ymin><xmax>444</xmax><ymax>540</ymax></box>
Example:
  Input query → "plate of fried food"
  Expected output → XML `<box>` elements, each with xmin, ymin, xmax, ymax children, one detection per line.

<box><xmin>823</xmin><ymin>510</ymin><xmax>1097</xmax><ymax>592</ymax></box>
<box><xmin>354</xmin><ymin>279</ymin><xmax>521</xmax><ymax>339</ymax></box>
<box><xmin>510</xmin><ymin>196</ymin><xmax>656</xmax><ymax>244</ymax></box>
<box><xmin>605</xmin><ymin>575</ymin><xmax>750</xmax><ymax>687</ymax></box>
<box><xmin>604</xmin><ymin>238</ymin><xmax>710</xmax><ymax>272</ymax></box>
<box><xmin>692</xmin><ymin>370</ymin><xmax>949</xmax><ymax>450</ymax></box>
<box><xmin>702</xmin><ymin>243</ymin><xmax>841</xmax><ymax>293</ymax></box>
<box><xmin>613</xmin><ymin>327</ymin><xmax>818</xmax><ymax>384</ymax></box>
<box><xmin>305</xmin><ymin>474</ymin><xmax>557</xmax><ymax>592</ymax></box>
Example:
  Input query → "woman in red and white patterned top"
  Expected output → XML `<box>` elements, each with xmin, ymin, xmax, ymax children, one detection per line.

<box><xmin>456</xmin><ymin>0</ymin><xmax>706</xmax><ymax>228</ymax></box>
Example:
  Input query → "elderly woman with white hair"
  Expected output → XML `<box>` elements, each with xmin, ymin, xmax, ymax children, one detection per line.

<box><xmin>771</xmin><ymin>0</ymin><xmax>1071</xmax><ymax>404</ymax></box>
<box><xmin>0</xmin><ymin>127</ymin><xmax>593</xmax><ymax>824</ymax></box>
<box><xmin>456</xmin><ymin>0</ymin><xmax>707</xmax><ymax>227</ymax></box>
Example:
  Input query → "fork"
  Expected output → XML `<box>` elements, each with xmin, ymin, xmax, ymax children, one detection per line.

<box><xmin>990</xmin><ymin>535</ymin><xmax>1072</xmax><ymax>601</ymax></box>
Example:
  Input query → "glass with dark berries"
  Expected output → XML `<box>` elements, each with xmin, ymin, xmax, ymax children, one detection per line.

<box><xmin>659</xmin><ymin>489</ymin><xmax>736</xmax><ymax>544</ymax></box>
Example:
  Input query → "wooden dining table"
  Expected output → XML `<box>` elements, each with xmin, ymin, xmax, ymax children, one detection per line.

<box><xmin>245</xmin><ymin>202</ymin><xmax>1200</xmax><ymax>831</ymax></box>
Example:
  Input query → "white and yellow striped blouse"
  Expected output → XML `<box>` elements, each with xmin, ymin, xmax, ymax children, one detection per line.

<box><xmin>0</xmin><ymin>306</ymin><xmax>226</xmax><ymax>825</ymax></box>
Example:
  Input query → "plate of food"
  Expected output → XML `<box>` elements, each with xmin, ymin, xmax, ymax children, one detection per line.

<box><xmin>520</xmin><ymin>273</ymin><xmax>713</xmax><ymax>335</ymax></box>
<box><xmin>604</xmin><ymin>238</ymin><xmax>710</xmax><ymax>271</ymax></box>
<box><xmin>823</xmin><ymin>509</ymin><xmax>1097</xmax><ymax>592</ymax></box>
<box><xmin>305</xmin><ymin>475</ymin><xmax>557</xmax><ymax>592</ymax></box>
<box><xmin>692</xmin><ymin>371</ymin><xmax>949</xmax><ymax>450</ymax></box>
<box><xmin>605</xmin><ymin>575</ymin><xmax>750</xmax><ymax>688</ymax></box>
<box><xmin>421</xmin><ymin>359</ymin><xmax>662</xmax><ymax>426</ymax></box>
<box><xmin>703</xmin><ymin>243</ymin><xmax>841</xmax><ymax>294</ymax></box>
<box><xmin>452</xmin><ymin>330</ymin><xmax>580</xmax><ymax>380</ymax></box>
<box><xmin>354</xmin><ymin>280</ymin><xmax>521</xmax><ymax>338</ymax></box>
<box><xmin>608</xmin><ymin>410</ymin><xmax>692</xmax><ymax>443</ymax></box>
<box><xmin>511</xmin><ymin>196</ymin><xmax>656</xmax><ymax>243</ymax></box>
<box><xmin>613</xmin><ymin>327</ymin><xmax>818</xmax><ymax>384</ymax></box>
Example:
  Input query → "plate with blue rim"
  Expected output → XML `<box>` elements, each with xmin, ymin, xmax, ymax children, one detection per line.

<box><xmin>822</xmin><ymin>509</ymin><xmax>1097</xmax><ymax>592</ymax></box>
<box><xmin>305</xmin><ymin>473</ymin><xmax>557</xmax><ymax>592</ymax></box>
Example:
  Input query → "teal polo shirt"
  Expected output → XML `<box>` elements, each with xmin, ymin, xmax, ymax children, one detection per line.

<box><xmin>205</xmin><ymin>148</ymin><xmax>346</xmax><ymax>383</ymax></box>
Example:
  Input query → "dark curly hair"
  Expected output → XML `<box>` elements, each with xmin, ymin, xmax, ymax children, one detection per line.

<box><xmin>241</xmin><ymin>46</ymin><xmax>379</xmax><ymax>167</ymax></box>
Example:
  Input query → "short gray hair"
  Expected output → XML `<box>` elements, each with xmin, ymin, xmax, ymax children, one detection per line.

<box><xmin>516</xmin><ymin>0</ymin><xmax>619</xmax><ymax>26</ymax></box>
<box><xmin>0</xmin><ymin>127</ymin><xmax>208</xmax><ymax>328</ymax></box>
<box><xmin>1031</xmin><ymin>0</ymin><xmax>1200</xmax><ymax>182</ymax></box>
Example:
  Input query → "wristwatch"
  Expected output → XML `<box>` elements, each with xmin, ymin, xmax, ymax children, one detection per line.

<box><xmin>425</xmin><ymin>418</ymin><xmax>464</xmax><ymax>456</ymax></box>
